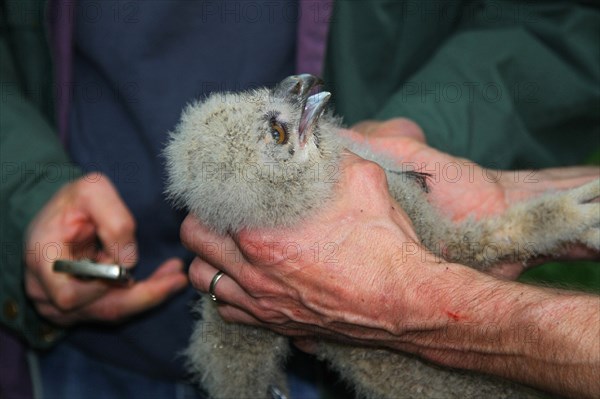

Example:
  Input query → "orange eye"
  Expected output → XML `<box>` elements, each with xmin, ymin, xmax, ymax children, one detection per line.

<box><xmin>270</xmin><ymin>121</ymin><xmax>287</xmax><ymax>145</ymax></box>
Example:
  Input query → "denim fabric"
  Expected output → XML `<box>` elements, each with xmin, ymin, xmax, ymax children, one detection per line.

<box><xmin>37</xmin><ymin>342</ymin><xmax>321</xmax><ymax>399</ymax></box>
<box><xmin>37</xmin><ymin>342</ymin><xmax>204</xmax><ymax>399</ymax></box>
<box><xmin>67</xmin><ymin>0</ymin><xmax>298</xmax><ymax>379</ymax></box>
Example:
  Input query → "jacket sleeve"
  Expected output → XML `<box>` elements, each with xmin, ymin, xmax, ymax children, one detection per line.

<box><xmin>375</xmin><ymin>2</ymin><xmax>600</xmax><ymax>169</ymax></box>
<box><xmin>0</xmin><ymin>6</ymin><xmax>81</xmax><ymax>348</ymax></box>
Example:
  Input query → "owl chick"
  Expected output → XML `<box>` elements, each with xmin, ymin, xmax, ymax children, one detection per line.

<box><xmin>165</xmin><ymin>75</ymin><xmax>600</xmax><ymax>399</ymax></box>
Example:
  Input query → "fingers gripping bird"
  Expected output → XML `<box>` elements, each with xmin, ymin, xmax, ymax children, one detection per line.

<box><xmin>165</xmin><ymin>75</ymin><xmax>600</xmax><ymax>399</ymax></box>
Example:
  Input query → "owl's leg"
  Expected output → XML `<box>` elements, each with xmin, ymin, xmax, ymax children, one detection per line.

<box><xmin>185</xmin><ymin>296</ymin><xmax>290</xmax><ymax>399</ymax></box>
<box><xmin>445</xmin><ymin>179</ymin><xmax>600</xmax><ymax>269</ymax></box>
<box><xmin>319</xmin><ymin>342</ymin><xmax>540</xmax><ymax>399</ymax></box>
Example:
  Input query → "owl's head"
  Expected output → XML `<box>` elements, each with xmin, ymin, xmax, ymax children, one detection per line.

<box><xmin>165</xmin><ymin>74</ymin><xmax>343</xmax><ymax>233</ymax></box>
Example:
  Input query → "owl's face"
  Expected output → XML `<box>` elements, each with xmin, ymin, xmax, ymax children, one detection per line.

<box><xmin>183</xmin><ymin>75</ymin><xmax>337</xmax><ymax>180</ymax></box>
<box><xmin>173</xmin><ymin>75</ymin><xmax>334</xmax><ymax>167</ymax></box>
<box><xmin>165</xmin><ymin>74</ymin><xmax>342</xmax><ymax>232</ymax></box>
<box><xmin>251</xmin><ymin>89</ymin><xmax>331</xmax><ymax>166</ymax></box>
<box><xmin>204</xmin><ymin>75</ymin><xmax>331</xmax><ymax>169</ymax></box>
<box><xmin>169</xmin><ymin>74</ymin><xmax>340</xmax><ymax>189</ymax></box>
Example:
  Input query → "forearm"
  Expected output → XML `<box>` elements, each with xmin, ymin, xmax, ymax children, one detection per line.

<box><xmin>183</xmin><ymin>154</ymin><xmax>599</xmax><ymax>397</ymax></box>
<box><xmin>389</xmin><ymin>264</ymin><xmax>600</xmax><ymax>398</ymax></box>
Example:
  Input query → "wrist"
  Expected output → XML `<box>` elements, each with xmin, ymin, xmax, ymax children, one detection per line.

<box><xmin>387</xmin><ymin>260</ymin><xmax>600</xmax><ymax>398</ymax></box>
<box><xmin>387</xmin><ymin>260</ymin><xmax>544</xmax><ymax>362</ymax></box>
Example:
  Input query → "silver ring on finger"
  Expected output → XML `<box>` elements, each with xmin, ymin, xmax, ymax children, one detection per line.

<box><xmin>209</xmin><ymin>271</ymin><xmax>225</xmax><ymax>302</ymax></box>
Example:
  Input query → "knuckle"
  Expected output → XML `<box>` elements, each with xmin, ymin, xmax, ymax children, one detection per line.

<box><xmin>82</xmin><ymin>171</ymin><xmax>105</xmax><ymax>184</ymax></box>
<box><xmin>24</xmin><ymin>275</ymin><xmax>37</xmax><ymax>298</ymax></box>
<box><xmin>180</xmin><ymin>215</ymin><xmax>196</xmax><ymax>246</ymax></box>
<box><xmin>349</xmin><ymin>159</ymin><xmax>388</xmax><ymax>186</ymax></box>
<box><xmin>219</xmin><ymin>309</ymin><xmax>236</xmax><ymax>323</ymax></box>
<box><xmin>180</xmin><ymin>215</ymin><xmax>210</xmax><ymax>252</ymax></box>
<box><xmin>52</xmin><ymin>288</ymin><xmax>80</xmax><ymax>312</ymax></box>
<box><xmin>102</xmin><ymin>218</ymin><xmax>136</xmax><ymax>246</ymax></box>
<box><xmin>122</xmin><ymin>215</ymin><xmax>136</xmax><ymax>232</ymax></box>
<box><xmin>254</xmin><ymin>298</ymin><xmax>285</xmax><ymax>324</ymax></box>
<box><xmin>237</xmin><ymin>235</ymin><xmax>278</xmax><ymax>266</ymax></box>
<box><xmin>77</xmin><ymin>172</ymin><xmax>104</xmax><ymax>193</ymax></box>
<box><xmin>110</xmin><ymin>216</ymin><xmax>136</xmax><ymax>237</ymax></box>
<box><xmin>94</xmin><ymin>306</ymin><xmax>123</xmax><ymax>322</ymax></box>
<box><xmin>188</xmin><ymin>258</ymin><xmax>206</xmax><ymax>291</ymax></box>
<box><xmin>237</xmin><ymin>267</ymin><xmax>264</xmax><ymax>294</ymax></box>
<box><xmin>385</xmin><ymin>117</ymin><xmax>422</xmax><ymax>135</ymax></box>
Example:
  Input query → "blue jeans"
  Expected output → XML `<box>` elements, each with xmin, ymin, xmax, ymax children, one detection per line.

<box><xmin>35</xmin><ymin>342</ymin><xmax>321</xmax><ymax>399</ymax></box>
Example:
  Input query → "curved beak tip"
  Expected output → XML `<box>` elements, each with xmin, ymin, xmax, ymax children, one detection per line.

<box><xmin>299</xmin><ymin>91</ymin><xmax>331</xmax><ymax>145</ymax></box>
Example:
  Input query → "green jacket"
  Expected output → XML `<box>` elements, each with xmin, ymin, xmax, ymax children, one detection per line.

<box><xmin>1</xmin><ymin>0</ymin><xmax>81</xmax><ymax>347</ymax></box>
<box><xmin>325</xmin><ymin>1</ymin><xmax>600</xmax><ymax>169</ymax></box>
<box><xmin>1</xmin><ymin>0</ymin><xmax>598</xmax><ymax>349</ymax></box>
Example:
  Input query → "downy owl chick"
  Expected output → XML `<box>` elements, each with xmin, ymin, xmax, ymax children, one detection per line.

<box><xmin>165</xmin><ymin>75</ymin><xmax>600</xmax><ymax>399</ymax></box>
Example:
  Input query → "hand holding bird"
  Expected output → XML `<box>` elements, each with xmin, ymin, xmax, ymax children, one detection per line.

<box><xmin>166</xmin><ymin>74</ymin><xmax>599</xmax><ymax>399</ymax></box>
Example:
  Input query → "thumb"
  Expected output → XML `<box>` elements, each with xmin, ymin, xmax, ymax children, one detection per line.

<box><xmin>351</xmin><ymin>118</ymin><xmax>426</xmax><ymax>143</ymax></box>
<box><xmin>88</xmin><ymin>258</ymin><xmax>188</xmax><ymax>321</ymax></box>
<box><xmin>123</xmin><ymin>258</ymin><xmax>189</xmax><ymax>310</ymax></box>
<box><xmin>373</xmin><ymin>118</ymin><xmax>426</xmax><ymax>143</ymax></box>
<box><xmin>78</xmin><ymin>173</ymin><xmax>138</xmax><ymax>267</ymax></box>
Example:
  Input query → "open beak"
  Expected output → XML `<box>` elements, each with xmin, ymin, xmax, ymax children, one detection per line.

<box><xmin>298</xmin><ymin>91</ymin><xmax>331</xmax><ymax>147</ymax></box>
<box><xmin>274</xmin><ymin>74</ymin><xmax>331</xmax><ymax>147</ymax></box>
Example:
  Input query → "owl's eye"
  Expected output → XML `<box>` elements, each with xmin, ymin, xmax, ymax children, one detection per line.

<box><xmin>270</xmin><ymin>121</ymin><xmax>288</xmax><ymax>145</ymax></box>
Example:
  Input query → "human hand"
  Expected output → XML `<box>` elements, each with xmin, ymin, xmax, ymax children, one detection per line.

<box><xmin>183</xmin><ymin>152</ymin><xmax>454</xmax><ymax>346</ymax></box>
<box><xmin>349</xmin><ymin>118</ymin><xmax>600</xmax><ymax>278</ymax></box>
<box><xmin>24</xmin><ymin>173</ymin><xmax>188</xmax><ymax>326</ymax></box>
<box><xmin>181</xmin><ymin>125</ymin><xmax>600</xmax><ymax>399</ymax></box>
<box><xmin>350</xmin><ymin>118</ymin><xmax>599</xmax><ymax>219</ymax></box>
<box><xmin>182</xmin><ymin>121</ymin><xmax>599</xmax><ymax>334</ymax></box>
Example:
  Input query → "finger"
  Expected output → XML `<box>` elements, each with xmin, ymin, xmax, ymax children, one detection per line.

<box><xmin>227</xmin><ymin>308</ymin><xmax>331</xmax><ymax>339</ymax></box>
<box><xmin>79</xmin><ymin>174</ymin><xmax>138</xmax><ymax>267</ymax></box>
<box><xmin>78</xmin><ymin>258</ymin><xmax>188</xmax><ymax>322</ymax></box>
<box><xmin>34</xmin><ymin>303</ymin><xmax>78</xmax><ymax>326</ymax></box>
<box><xmin>292</xmin><ymin>338</ymin><xmax>319</xmax><ymax>354</ymax></box>
<box><xmin>25</xmin><ymin>208</ymin><xmax>113</xmax><ymax>312</ymax></box>
<box><xmin>372</xmin><ymin>118</ymin><xmax>426</xmax><ymax>142</ymax></box>
<box><xmin>189</xmin><ymin>257</ymin><xmax>255</xmax><ymax>309</ymax></box>
<box><xmin>216</xmin><ymin>303</ymin><xmax>314</xmax><ymax>339</ymax></box>
<box><xmin>188</xmin><ymin>256</ymin><xmax>296</xmax><ymax>328</ymax></box>
<box><xmin>350</xmin><ymin>118</ymin><xmax>426</xmax><ymax>142</ymax></box>
<box><xmin>188</xmin><ymin>256</ymin><xmax>217</xmax><ymax>292</ymax></box>
<box><xmin>153</xmin><ymin>257</ymin><xmax>187</xmax><ymax>278</ymax></box>
<box><xmin>188</xmin><ymin>257</ymin><xmax>268</xmax><ymax>324</ymax></box>
<box><xmin>180</xmin><ymin>214</ymin><xmax>243</xmax><ymax>270</ymax></box>
<box><xmin>503</xmin><ymin>168</ymin><xmax>600</xmax><ymax>203</ymax></box>
<box><xmin>486</xmin><ymin>262</ymin><xmax>523</xmax><ymax>281</ymax></box>
<box><xmin>24</xmin><ymin>270</ymin><xmax>53</xmax><ymax>303</ymax></box>
<box><xmin>218</xmin><ymin>304</ymin><xmax>264</xmax><ymax>325</ymax></box>
<box><xmin>338</xmin><ymin>127</ymin><xmax>371</xmax><ymax>143</ymax></box>
<box><xmin>25</xmin><ymin>269</ymin><xmax>108</xmax><ymax>321</ymax></box>
<box><xmin>41</xmin><ymin>264</ymin><xmax>111</xmax><ymax>312</ymax></box>
<box><xmin>350</xmin><ymin>120</ymin><xmax>380</xmax><ymax>135</ymax></box>
<box><xmin>537</xmin><ymin>166</ymin><xmax>600</xmax><ymax>181</ymax></box>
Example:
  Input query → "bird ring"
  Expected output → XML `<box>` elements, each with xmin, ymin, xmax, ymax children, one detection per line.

<box><xmin>209</xmin><ymin>271</ymin><xmax>225</xmax><ymax>302</ymax></box>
